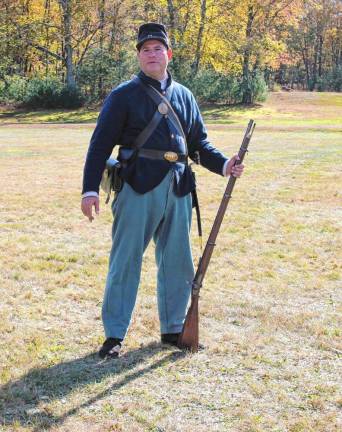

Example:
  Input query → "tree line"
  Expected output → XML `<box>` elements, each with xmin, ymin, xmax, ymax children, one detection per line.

<box><xmin>0</xmin><ymin>0</ymin><xmax>340</xmax><ymax>108</ymax></box>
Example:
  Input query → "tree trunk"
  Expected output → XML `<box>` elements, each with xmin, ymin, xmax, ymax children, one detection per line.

<box><xmin>311</xmin><ymin>24</ymin><xmax>323</xmax><ymax>91</ymax></box>
<box><xmin>192</xmin><ymin>0</ymin><xmax>206</xmax><ymax>75</ymax></box>
<box><xmin>59</xmin><ymin>0</ymin><xmax>76</xmax><ymax>88</ymax></box>
<box><xmin>167</xmin><ymin>0</ymin><xmax>176</xmax><ymax>48</ymax></box>
<box><xmin>98</xmin><ymin>0</ymin><xmax>106</xmax><ymax>97</ymax></box>
<box><xmin>301</xmin><ymin>37</ymin><xmax>311</xmax><ymax>90</ymax></box>
<box><xmin>318</xmin><ymin>34</ymin><xmax>323</xmax><ymax>78</ymax></box>
<box><xmin>242</xmin><ymin>4</ymin><xmax>254</xmax><ymax>104</ymax></box>
<box><xmin>108</xmin><ymin>1</ymin><xmax>121</xmax><ymax>54</ymax></box>
<box><xmin>311</xmin><ymin>40</ymin><xmax>318</xmax><ymax>91</ymax></box>
<box><xmin>44</xmin><ymin>0</ymin><xmax>51</xmax><ymax>77</ymax></box>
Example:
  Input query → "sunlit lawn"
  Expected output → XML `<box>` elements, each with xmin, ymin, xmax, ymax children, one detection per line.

<box><xmin>0</xmin><ymin>91</ymin><xmax>341</xmax><ymax>431</ymax></box>
<box><xmin>1</xmin><ymin>91</ymin><xmax>341</xmax><ymax>128</ymax></box>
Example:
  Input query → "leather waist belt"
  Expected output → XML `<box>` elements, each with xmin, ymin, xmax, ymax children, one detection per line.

<box><xmin>138</xmin><ymin>148</ymin><xmax>187</xmax><ymax>163</ymax></box>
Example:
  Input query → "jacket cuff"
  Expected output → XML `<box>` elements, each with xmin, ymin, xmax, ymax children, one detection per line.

<box><xmin>222</xmin><ymin>159</ymin><xmax>230</xmax><ymax>177</ymax></box>
<box><xmin>82</xmin><ymin>191</ymin><xmax>99</xmax><ymax>199</ymax></box>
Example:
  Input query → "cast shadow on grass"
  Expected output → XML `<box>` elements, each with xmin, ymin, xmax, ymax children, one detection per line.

<box><xmin>202</xmin><ymin>103</ymin><xmax>263</xmax><ymax>124</ymax></box>
<box><xmin>0</xmin><ymin>108</ymin><xmax>98</xmax><ymax>124</ymax></box>
<box><xmin>0</xmin><ymin>343</ymin><xmax>187</xmax><ymax>430</ymax></box>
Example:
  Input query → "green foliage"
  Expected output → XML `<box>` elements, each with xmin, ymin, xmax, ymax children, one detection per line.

<box><xmin>0</xmin><ymin>76</ymin><xmax>85</xmax><ymax>109</ymax></box>
<box><xmin>0</xmin><ymin>75</ymin><xmax>85</xmax><ymax>109</ymax></box>
<box><xmin>250</xmin><ymin>71</ymin><xmax>268</xmax><ymax>103</ymax></box>
<box><xmin>0</xmin><ymin>75</ymin><xmax>28</xmax><ymax>103</ymax></box>
<box><xmin>23</xmin><ymin>77</ymin><xmax>63</xmax><ymax>108</ymax></box>
<box><xmin>57</xmin><ymin>85</ymin><xmax>86</xmax><ymax>109</ymax></box>
<box><xmin>0</xmin><ymin>66</ymin><xmax>268</xmax><ymax>108</ymax></box>
<box><xmin>316</xmin><ymin>66</ymin><xmax>342</xmax><ymax>92</ymax></box>
<box><xmin>170</xmin><ymin>63</ymin><xmax>268</xmax><ymax>105</ymax></box>
<box><xmin>241</xmin><ymin>71</ymin><xmax>269</xmax><ymax>104</ymax></box>
<box><xmin>77</xmin><ymin>49</ymin><xmax>136</xmax><ymax>101</ymax></box>
<box><xmin>180</xmin><ymin>66</ymin><xmax>242</xmax><ymax>104</ymax></box>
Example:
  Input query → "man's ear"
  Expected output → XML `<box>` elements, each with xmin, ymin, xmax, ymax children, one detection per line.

<box><xmin>167</xmin><ymin>48</ymin><xmax>173</xmax><ymax>60</ymax></box>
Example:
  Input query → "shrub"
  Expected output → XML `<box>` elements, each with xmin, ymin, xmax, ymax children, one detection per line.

<box><xmin>170</xmin><ymin>62</ymin><xmax>268</xmax><ymax>105</ymax></box>
<box><xmin>0</xmin><ymin>75</ymin><xmax>85</xmax><ymax>108</ymax></box>
<box><xmin>23</xmin><ymin>77</ymin><xmax>62</xmax><ymax>108</ymax></box>
<box><xmin>187</xmin><ymin>68</ymin><xmax>241</xmax><ymax>104</ymax></box>
<box><xmin>170</xmin><ymin>63</ymin><xmax>242</xmax><ymax>104</ymax></box>
<box><xmin>77</xmin><ymin>48</ymin><xmax>136</xmax><ymax>101</ymax></box>
<box><xmin>250</xmin><ymin>71</ymin><xmax>268</xmax><ymax>102</ymax></box>
<box><xmin>316</xmin><ymin>66</ymin><xmax>342</xmax><ymax>92</ymax></box>
<box><xmin>0</xmin><ymin>80</ymin><xmax>6</xmax><ymax>103</ymax></box>
<box><xmin>22</xmin><ymin>77</ymin><xmax>85</xmax><ymax>109</ymax></box>
<box><xmin>58</xmin><ymin>85</ymin><xmax>85</xmax><ymax>108</ymax></box>
<box><xmin>0</xmin><ymin>75</ymin><xmax>27</xmax><ymax>103</ymax></box>
<box><xmin>239</xmin><ymin>71</ymin><xmax>268</xmax><ymax>104</ymax></box>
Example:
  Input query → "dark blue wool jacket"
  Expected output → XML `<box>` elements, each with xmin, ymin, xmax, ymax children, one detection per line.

<box><xmin>82</xmin><ymin>71</ymin><xmax>228</xmax><ymax>196</ymax></box>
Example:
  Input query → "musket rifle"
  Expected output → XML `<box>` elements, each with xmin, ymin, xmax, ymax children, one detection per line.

<box><xmin>178</xmin><ymin>119</ymin><xmax>256</xmax><ymax>351</ymax></box>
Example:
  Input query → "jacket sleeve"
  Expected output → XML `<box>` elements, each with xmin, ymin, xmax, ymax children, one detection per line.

<box><xmin>187</xmin><ymin>92</ymin><xmax>228</xmax><ymax>175</ymax></box>
<box><xmin>82</xmin><ymin>88</ymin><xmax>128</xmax><ymax>194</ymax></box>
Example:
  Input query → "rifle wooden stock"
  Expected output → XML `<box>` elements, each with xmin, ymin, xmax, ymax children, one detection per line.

<box><xmin>178</xmin><ymin>119</ymin><xmax>256</xmax><ymax>352</ymax></box>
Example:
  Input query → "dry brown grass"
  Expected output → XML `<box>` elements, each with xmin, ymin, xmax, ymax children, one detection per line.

<box><xmin>0</xmin><ymin>91</ymin><xmax>341</xmax><ymax>431</ymax></box>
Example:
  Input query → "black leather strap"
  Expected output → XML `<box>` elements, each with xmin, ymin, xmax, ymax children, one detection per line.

<box><xmin>148</xmin><ymin>85</ymin><xmax>187</xmax><ymax>146</ymax></box>
<box><xmin>133</xmin><ymin>108</ymin><xmax>163</xmax><ymax>150</ymax></box>
<box><xmin>138</xmin><ymin>148</ymin><xmax>187</xmax><ymax>162</ymax></box>
<box><xmin>120</xmin><ymin>77</ymin><xmax>182</xmax><ymax>159</ymax></box>
<box><xmin>134</xmin><ymin>77</ymin><xmax>188</xmax><ymax>155</ymax></box>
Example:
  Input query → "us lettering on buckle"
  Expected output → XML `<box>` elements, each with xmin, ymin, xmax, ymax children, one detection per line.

<box><xmin>164</xmin><ymin>151</ymin><xmax>178</xmax><ymax>162</ymax></box>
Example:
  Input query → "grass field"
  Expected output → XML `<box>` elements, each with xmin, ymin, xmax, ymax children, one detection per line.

<box><xmin>0</xmin><ymin>91</ymin><xmax>341</xmax><ymax>431</ymax></box>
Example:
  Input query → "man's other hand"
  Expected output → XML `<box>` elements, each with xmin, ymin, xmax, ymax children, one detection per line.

<box><xmin>225</xmin><ymin>155</ymin><xmax>244</xmax><ymax>178</ymax></box>
<box><xmin>81</xmin><ymin>196</ymin><xmax>100</xmax><ymax>222</ymax></box>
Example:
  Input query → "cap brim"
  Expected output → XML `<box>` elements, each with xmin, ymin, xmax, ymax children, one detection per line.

<box><xmin>136</xmin><ymin>37</ymin><xmax>169</xmax><ymax>50</ymax></box>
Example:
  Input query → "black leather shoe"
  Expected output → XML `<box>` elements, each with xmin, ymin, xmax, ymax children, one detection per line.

<box><xmin>161</xmin><ymin>333</ymin><xmax>206</xmax><ymax>350</ymax></box>
<box><xmin>99</xmin><ymin>337</ymin><xmax>122</xmax><ymax>359</ymax></box>
<box><xmin>161</xmin><ymin>333</ymin><xmax>180</xmax><ymax>347</ymax></box>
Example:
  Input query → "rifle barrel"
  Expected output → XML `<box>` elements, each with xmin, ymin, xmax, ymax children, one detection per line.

<box><xmin>192</xmin><ymin>119</ymin><xmax>256</xmax><ymax>295</ymax></box>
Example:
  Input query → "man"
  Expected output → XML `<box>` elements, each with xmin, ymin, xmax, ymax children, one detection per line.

<box><xmin>81</xmin><ymin>23</ymin><xmax>244</xmax><ymax>359</ymax></box>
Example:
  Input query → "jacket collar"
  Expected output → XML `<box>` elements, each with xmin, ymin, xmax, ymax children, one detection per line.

<box><xmin>138</xmin><ymin>70</ymin><xmax>172</xmax><ymax>91</ymax></box>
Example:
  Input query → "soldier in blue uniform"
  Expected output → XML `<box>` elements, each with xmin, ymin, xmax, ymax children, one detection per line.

<box><xmin>81</xmin><ymin>23</ymin><xmax>244</xmax><ymax>359</ymax></box>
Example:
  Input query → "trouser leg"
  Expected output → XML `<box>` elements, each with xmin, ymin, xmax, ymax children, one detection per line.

<box><xmin>154</xmin><ymin>191</ymin><xmax>194</xmax><ymax>334</ymax></box>
<box><xmin>102</xmin><ymin>173</ymin><xmax>172</xmax><ymax>340</ymax></box>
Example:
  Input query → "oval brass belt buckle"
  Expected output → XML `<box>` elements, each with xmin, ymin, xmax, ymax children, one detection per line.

<box><xmin>164</xmin><ymin>151</ymin><xmax>178</xmax><ymax>162</ymax></box>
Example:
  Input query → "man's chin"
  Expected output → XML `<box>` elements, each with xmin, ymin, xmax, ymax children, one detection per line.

<box><xmin>144</xmin><ymin>68</ymin><xmax>164</xmax><ymax>80</ymax></box>
<box><xmin>146</xmin><ymin>65</ymin><xmax>160</xmax><ymax>72</ymax></box>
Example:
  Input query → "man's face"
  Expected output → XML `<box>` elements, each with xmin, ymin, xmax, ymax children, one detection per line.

<box><xmin>137</xmin><ymin>40</ymin><xmax>172</xmax><ymax>80</ymax></box>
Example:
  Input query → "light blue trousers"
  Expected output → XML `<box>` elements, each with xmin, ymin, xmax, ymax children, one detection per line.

<box><xmin>102</xmin><ymin>170</ymin><xmax>194</xmax><ymax>340</ymax></box>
